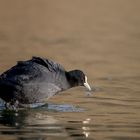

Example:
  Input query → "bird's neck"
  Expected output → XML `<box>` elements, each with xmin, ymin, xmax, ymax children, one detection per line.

<box><xmin>65</xmin><ymin>71</ymin><xmax>78</xmax><ymax>88</ymax></box>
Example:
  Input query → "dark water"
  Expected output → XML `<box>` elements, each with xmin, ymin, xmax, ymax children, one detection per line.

<box><xmin>0</xmin><ymin>0</ymin><xmax>140</xmax><ymax>139</ymax></box>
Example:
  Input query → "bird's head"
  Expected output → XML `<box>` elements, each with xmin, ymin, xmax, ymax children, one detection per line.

<box><xmin>66</xmin><ymin>70</ymin><xmax>91</xmax><ymax>91</ymax></box>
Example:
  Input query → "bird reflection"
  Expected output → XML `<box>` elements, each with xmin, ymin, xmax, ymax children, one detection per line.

<box><xmin>0</xmin><ymin>109</ymin><xmax>27</xmax><ymax>127</ymax></box>
<box><xmin>0</xmin><ymin>105</ymin><xmax>92</xmax><ymax>140</ymax></box>
<box><xmin>0</xmin><ymin>109</ymin><xmax>64</xmax><ymax>140</ymax></box>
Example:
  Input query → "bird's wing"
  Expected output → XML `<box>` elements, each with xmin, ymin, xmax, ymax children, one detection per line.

<box><xmin>32</xmin><ymin>56</ymin><xmax>65</xmax><ymax>73</ymax></box>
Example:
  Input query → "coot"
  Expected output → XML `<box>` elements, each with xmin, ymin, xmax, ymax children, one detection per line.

<box><xmin>0</xmin><ymin>56</ymin><xmax>91</xmax><ymax>109</ymax></box>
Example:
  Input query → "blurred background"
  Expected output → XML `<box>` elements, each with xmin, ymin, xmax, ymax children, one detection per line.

<box><xmin>0</xmin><ymin>0</ymin><xmax>140</xmax><ymax>78</ymax></box>
<box><xmin>0</xmin><ymin>0</ymin><xmax>140</xmax><ymax>140</ymax></box>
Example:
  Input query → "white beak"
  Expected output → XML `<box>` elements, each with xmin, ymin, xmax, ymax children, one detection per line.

<box><xmin>84</xmin><ymin>76</ymin><xmax>91</xmax><ymax>91</ymax></box>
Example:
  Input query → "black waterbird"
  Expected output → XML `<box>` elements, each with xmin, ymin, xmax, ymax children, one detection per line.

<box><xmin>0</xmin><ymin>57</ymin><xmax>91</xmax><ymax>109</ymax></box>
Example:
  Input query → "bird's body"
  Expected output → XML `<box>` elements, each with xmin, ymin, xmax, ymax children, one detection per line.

<box><xmin>0</xmin><ymin>57</ymin><xmax>91</xmax><ymax>109</ymax></box>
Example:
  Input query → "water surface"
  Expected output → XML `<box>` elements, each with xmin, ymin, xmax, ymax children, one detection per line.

<box><xmin>0</xmin><ymin>0</ymin><xmax>140</xmax><ymax>139</ymax></box>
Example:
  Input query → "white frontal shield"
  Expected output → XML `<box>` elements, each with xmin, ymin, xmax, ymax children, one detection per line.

<box><xmin>84</xmin><ymin>76</ymin><xmax>91</xmax><ymax>91</ymax></box>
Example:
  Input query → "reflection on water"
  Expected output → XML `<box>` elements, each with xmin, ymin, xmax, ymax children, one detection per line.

<box><xmin>0</xmin><ymin>107</ymin><xmax>92</xmax><ymax>140</ymax></box>
<box><xmin>0</xmin><ymin>0</ymin><xmax>140</xmax><ymax>140</ymax></box>
<box><xmin>0</xmin><ymin>98</ymin><xmax>140</xmax><ymax>140</ymax></box>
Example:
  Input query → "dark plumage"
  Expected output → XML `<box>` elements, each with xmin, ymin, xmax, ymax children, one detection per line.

<box><xmin>0</xmin><ymin>56</ymin><xmax>91</xmax><ymax>109</ymax></box>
